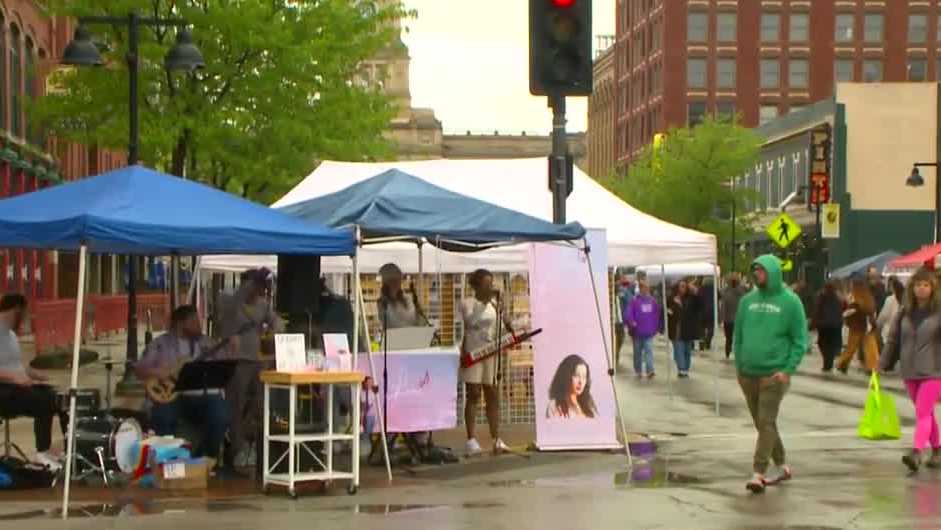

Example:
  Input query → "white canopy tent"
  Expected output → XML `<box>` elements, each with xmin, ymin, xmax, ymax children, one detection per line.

<box><xmin>201</xmin><ymin>158</ymin><xmax>716</xmax><ymax>272</ymax></box>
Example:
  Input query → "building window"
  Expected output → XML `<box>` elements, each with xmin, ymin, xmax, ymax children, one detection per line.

<box><xmin>909</xmin><ymin>58</ymin><xmax>928</xmax><ymax>81</ymax></box>
<box><xmin>864</xmin><ymin>14</ymin><xmax>884</xmax><ymax>43</ymax></box>
<box><xmin>687</xmin><ymin>58</ymin><xmax>707</xmax><ymax>88</ymax></box>
<box><xmin>789</xmin><ymin>13</ymin><xmax>809</xmax><ymax>42</ymax></box>
<box><xmin>789</xmin><ymin>105</ymin><xmax>806</xmax><ymax>114</ymax></box>
<box><xmin>834</xmin><ymin>59</ymin><xmax>854</xmax><ymax>82</ymax></box>
<box><xmin>789</xmin><ymin>59</ymin><xmax>809</xmax><ymax>89</ymax></box>
<box><xmin>24</xmin><ymin>39</ymin><xmax>34</xmax><ymax>145</ymax></box>
<box><xmin>716</xmin><ymin>101</ymin><xmax>736</xmax><ymax>121</ymax></box>
<box><xmin>0</xmin><ymin>18</ymin><xmax>6</xmax><ymax>132</ymax></box>
<box><xmin>759</xmin><ymin>105</ymin><xmax>779</xmax><ymax>125</ymax></box>
<box><xmin>717</xmin><ymin>58</ymin><xmax>736</xmax><ymax>89</ymax></box>
<box><xmin>909</xmin><ymin>14</ymin><xmax>928</xmax><ymax>44</ymax></box>
<box><xmin>688</xmin><ymin>12</ymin><xmax>708</xmax><ymax>42</ymax></box>
<box><xmin>835</xmin><ymin>14</ymin><xmax>855</xmax><ymax>43</ymax></box>
<box><xmin>760</xmin><ymin>59</ymin><xmax>780</xmax><ymax>89</ymax></box>
<box><xmin>761</xmin><ymin>13</ymin><xmax>781</xmax><ymax>42</ymax></box>
<box><xmin>688</xmin><ymin>101</ymin><xmax>707</xmax><ymax>127</ymax></box>
<box><xmin>10</xmin><ymin>25</ymin><xmax>20</xmax><ymax>138</ymax></box>
<box><xmin>717</xmin><ymin>13</ymin><xmax>737</xmax><ymax>42</ymax></box>
<box><xmin>863</xmin><ymin>59</ymin><xmax>883</xmax><ymax>82</ymax></box>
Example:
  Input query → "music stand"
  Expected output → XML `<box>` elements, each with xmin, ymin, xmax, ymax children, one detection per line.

<box><xmin>174</xmin><ymin>360</ymin><xmax>240</xmax><ymax>394</ymax></box>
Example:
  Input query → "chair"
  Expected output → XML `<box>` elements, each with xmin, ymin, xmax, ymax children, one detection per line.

<box><xmin>0</xmin><ymin>414</ymin><xmax>28</xmax><ymax>460</ymax></box>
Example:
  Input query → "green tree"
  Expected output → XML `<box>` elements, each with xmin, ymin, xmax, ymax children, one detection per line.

<box><xmin>34</xmin><ymin>0</ymin><xmax>407</xmax><ymax>203</ymax></box>
<box><xmin>603</xmin><ymin>116</ymin><xmax>764</xmax><ymax>274</ymax></box>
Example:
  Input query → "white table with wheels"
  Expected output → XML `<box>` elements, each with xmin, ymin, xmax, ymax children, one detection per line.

<box><xmin>259</xmin><ymin>370</ymin><xmax>364</xmax><ymax>498</ymax></box>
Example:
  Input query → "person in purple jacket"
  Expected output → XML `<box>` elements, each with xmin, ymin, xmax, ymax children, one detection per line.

<box><xmin>627</xmin><ymin>281</ymin><xmax>662</xmax><ymax>378</ymax></box>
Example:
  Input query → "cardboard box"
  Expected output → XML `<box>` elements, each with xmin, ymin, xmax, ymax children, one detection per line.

<box><xmin>154</xmin><ymin>458</ymin><xmax>208</xmax><ymax>491</ymax></box>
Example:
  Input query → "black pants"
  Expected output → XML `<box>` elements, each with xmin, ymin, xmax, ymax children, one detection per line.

<box><xmin>817</xmin><ymin>327</ymin><xmax>843</xmax><ymax>371</ymax></box>
<box><xmin>723</xmin><ymin>322</ymin><xmax>735</xmax><ymax>358</ymax></box>
<box><xmin>0</xmin><ymin>383</ymin><xmax>58</xmax><ymax>452</ymax></box>
<box><xmin>701</xmin><ymin>324</ymin><xmax>715</xmax><ymax>351</ymax></box>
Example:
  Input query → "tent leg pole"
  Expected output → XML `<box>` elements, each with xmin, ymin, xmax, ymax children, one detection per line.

<box><xmin>584</xmin><ymin>242</ymin><xmax>632</xmax><ymax>468</ymax></box>
<box><xmin>353</xmin><ymin>241</ymin><xmax>392</xmax><ymax>483</ymax></box>
<box><xmin>713</xmin><ymin>264</ymin><xmax>721</xmax><ymax>417</ymax></box>
<box><xmin>62</xmin><ymin>244</ymin><xmax>87</xmax><ymax>519</ymax></box>
<box><xmin>661</xmin><ymin>265</ymin><xmax>672</xmax><ymax>402</ymax></box>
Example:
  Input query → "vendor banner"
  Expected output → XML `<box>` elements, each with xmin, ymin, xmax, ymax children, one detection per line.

<box><xmin>355</xmin><ymin>349</ymin><xmax>459</xmax><ymax>433</ymax></box>
<box><xmin>530</xmin><ymin>229</ymin><xmax>620</xmax><ymax>450</ymax></box>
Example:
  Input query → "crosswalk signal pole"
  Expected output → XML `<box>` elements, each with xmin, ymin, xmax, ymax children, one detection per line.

<box><xmin>550</xmin><ymin>94</ymin><xmax>569</xmax><ymax>224</ymax></box>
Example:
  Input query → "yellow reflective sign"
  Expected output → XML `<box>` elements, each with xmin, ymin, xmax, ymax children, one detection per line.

<box><xmin>766</xmin><ymin>212</ymin><xmax>802</xmax><ymax>249</ymax></box>
<box><xmin>781</xmin><ymin>259</ymin><xmax>794</xmax><ymax>272</ymax></box>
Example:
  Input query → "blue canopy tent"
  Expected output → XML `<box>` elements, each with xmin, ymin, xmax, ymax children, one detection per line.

<box><xmin>279</xmin><ymin>169</ymin><xmax>631</xmax><ymax>462</ymax></box>
<box><xmin>0</xmin><ymin>165</ymin><xmax>356</xmax><ymax>514</ymax></box>
<box><xmin>829</xmin><ymin>250</ymin><xmax>900</xmax><ymax>279</ymax></box>
<box><xmin>278</xmin><ymin>168</ymin><xmax>586</xmax><ymax>246</ymax></box>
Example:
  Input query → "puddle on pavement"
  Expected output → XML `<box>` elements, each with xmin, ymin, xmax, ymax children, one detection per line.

<box><xmin>487</xmin><ymin>457</ymin><xmax>707</xmax><ymax>490</ymax></box>
<box><xmin>338</xmin><ymin>502</ymin><xmax>503</xmax><ymax>515</ymax></box>
<box><xmin>0</xmin><ymin>500</ymin><xmax>260</xmax><ymax>520</ymax></box>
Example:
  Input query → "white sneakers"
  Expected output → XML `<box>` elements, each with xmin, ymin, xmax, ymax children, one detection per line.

<box><xmin>465</xmin><ymin>438</ymin><xmax>483</xmax><ymax>457</ymax></box>
<box><xmin>33</xmin><ymin>451</ymin><xmax>62</xmax><ymax>471</ymax></box>
<box><xmin>465</xmin><ymin>438</ymin><xmax>510</xmax><ymax>457</ymax></box>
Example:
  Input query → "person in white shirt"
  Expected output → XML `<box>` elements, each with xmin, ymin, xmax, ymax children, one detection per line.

<box><xmin>0</xmin><ymin>294</ymin><xmax>61</xmax><ymax>470</ymax></box>
<box><xmin>460</xmin><ymin>269</ymin><xmax>513</xmax><ymax>456</ymax></box>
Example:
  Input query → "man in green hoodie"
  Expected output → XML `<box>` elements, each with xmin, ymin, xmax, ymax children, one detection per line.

<box><xmin>733</xmin><ymin>255</ymin><xmax>808</xmax><ymax>494</ymax></box>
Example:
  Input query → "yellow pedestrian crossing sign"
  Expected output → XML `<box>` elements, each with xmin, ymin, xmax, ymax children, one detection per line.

<box><xmin>766</xmin><ymin>213</ymin><xmax>801</xmax><ymax>249</ymax></box>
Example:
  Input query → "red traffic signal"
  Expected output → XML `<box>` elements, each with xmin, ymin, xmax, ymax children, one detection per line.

<box><xmin>551</xmin><ymin>0</ymin><xmax>576</xmax><ymax>7</ymax></box>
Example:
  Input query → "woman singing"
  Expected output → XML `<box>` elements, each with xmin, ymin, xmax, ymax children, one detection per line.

<box><xmin>461</xmin><ymin>269</ymin><xmax>511</xmax><ymax>456</ymax></box>
<box><xmin>546</xmin><ymin>354</ymin><xmax>598</xmax><ymax>419</ymax></box>
<box><xmin>377</xmin><ymin>263</ymin><xmax>427</xmax><ymax>329</ymax></box>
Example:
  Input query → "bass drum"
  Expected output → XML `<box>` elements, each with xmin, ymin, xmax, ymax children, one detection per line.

<box><xmin>74</xmin><ymin>416</ymin><xmax>143</xmax><ymax>474</ymax></box>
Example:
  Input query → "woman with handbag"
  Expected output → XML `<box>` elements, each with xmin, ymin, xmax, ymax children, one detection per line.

<box><xmin>836</xmin><ymin>279</ymin><xmax>879</xmax><ymax>374</ymax></box>
<box><xmin>880</xmin><ymin>268</ymin><xmax>941</xmax><ymax>471</ymax></box>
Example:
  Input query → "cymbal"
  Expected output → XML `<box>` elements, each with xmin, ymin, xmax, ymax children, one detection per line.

<box><xmin>30</xmin><ymin>349</ymin><xmax>100</xmax><ymax>370</ymax></box>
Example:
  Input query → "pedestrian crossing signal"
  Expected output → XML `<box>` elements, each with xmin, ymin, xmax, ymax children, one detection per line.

<box><xmin>765</xmin><ymin>213</ymin><xmax>802</xmax><ymax>249</ymax></box>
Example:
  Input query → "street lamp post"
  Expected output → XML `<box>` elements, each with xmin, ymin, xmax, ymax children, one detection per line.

<box><xmin>907</xmin><ymin>163</ymin><xmax>940</xmax><ymax>244</ymax></box>
<box><xmin>62</xmin><ymin>14</ymin><xmax>205</xmax><ymax>391</ymax></box>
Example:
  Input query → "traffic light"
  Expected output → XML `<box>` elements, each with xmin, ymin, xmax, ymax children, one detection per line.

<box><xmin>529</xmin><ymin>0</ymin><xmax>592</xmax><ymax>96</ymax></box>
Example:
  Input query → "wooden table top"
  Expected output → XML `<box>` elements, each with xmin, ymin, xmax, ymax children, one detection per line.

<box><xmin>259</xmin><ymin>371</ymin><xmax>365</xmax><ymax>385</ymax></box>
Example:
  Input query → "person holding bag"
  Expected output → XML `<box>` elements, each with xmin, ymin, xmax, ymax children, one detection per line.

<box><xmin>881</xmin><ymin>268</ymin><xmax>941</xmax><ymax>472</ymax></box>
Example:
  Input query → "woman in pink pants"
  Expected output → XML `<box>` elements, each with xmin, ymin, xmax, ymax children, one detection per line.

<box><xmin>881</xmin><ymin>268</ymin><xmax>941</xmax><ymax>472</ymax></box>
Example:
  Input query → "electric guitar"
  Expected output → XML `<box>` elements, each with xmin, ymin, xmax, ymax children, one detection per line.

<box><xmin>144</xmin><ymin>322</ymin><xmax>254</xmax><ymax>404</ymax></box>
<box><xmin>461</xmin><ymin>326</ymin><xmax>543</xmax><ymax>368</ymax></box>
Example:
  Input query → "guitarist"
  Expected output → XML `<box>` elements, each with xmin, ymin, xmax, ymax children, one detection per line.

<box><xmin>460</xmin><ymin>269</ymin><xmax>513</xmax><ymax>457</ymax></box>
<box><xmin>135</xmin><ymin>305</ymin><xmax>230</xmax><ymax>461</ymax></box>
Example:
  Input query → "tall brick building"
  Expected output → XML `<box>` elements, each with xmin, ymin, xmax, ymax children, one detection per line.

<box><xmin>615</xmin><ymin>0</ymin><xmax>941</xmax><ymax>165</ymax></box>
<box><xmin>0</xmin><ymin>2</ymin><xmax>125</xmax><ymax>306</ymax></box>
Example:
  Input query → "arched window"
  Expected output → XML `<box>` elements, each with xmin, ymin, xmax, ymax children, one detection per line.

<box><xmin>24</xmin><ymin>37</ymin><xmax>34</xmax><ymax>143</ymax></box>
<box><xmin>0</xmin><ymin>16</ymin><xmax>7</xmax><ymax>132</ymax></box>
<box><xmin>10</xmin><ymin>24</ymin><xmax>20</xmax><ymax>137</ymax></box>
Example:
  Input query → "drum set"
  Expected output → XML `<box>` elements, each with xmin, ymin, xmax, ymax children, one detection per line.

<box><xmin>45</xmin><ymin>356</ymin><xmax>145</xmax><ymax>486</ymax></box>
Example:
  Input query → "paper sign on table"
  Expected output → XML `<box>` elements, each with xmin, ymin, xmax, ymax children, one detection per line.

<box><xmin>323</xmin><ymin>333</ymin><xmax>352</xmax><ymax>372</ymax></box>
<box><xmin>163</xmin><ymin>462</ymin><xmax>186</xmax><ymax>479</ymax></box>
<box><xmin>275</xmin><ymin>333</ymin><xmax>307</xmax><ymax>372</ymax></box>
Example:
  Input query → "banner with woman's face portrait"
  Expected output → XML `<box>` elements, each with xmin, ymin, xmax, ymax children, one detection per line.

<box><xmin>529</xmin><ymin>229</ymin><xmax>619</xmax><ymax>450</ymax></box>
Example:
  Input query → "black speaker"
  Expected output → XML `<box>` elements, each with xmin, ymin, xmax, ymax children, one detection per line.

<box><xmin>275</xmin><ymin>255</ymin><xmax>321</xmax><ymax>318</ymax></box>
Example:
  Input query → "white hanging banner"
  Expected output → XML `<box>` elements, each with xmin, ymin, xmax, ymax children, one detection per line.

<box><xmin>530</xmin><ymin>229</ymin><xmax>619</xmax><ymax>450</ymax></box>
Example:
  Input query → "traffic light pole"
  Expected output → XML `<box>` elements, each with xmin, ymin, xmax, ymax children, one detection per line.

<box><xmin>550</xmin><ymin>93</ymin><xmax>568</xmax><ymax>224</ymax></box>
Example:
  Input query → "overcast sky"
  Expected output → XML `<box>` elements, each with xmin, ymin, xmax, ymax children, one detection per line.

<box><xmin>400</xmin><ymin>0</ymin><xmax>616</xmax><ymax>135</ymax></box>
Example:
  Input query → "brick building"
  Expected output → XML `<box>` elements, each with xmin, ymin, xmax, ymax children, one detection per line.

<box><xmin>587</xmin><ymin>36</ymin><xmax>616</xmax><ymax>179</ymax></box>
<box><xmin>615</xmin><ymin>0</ymin><xmax>941</xmax><ymax>166</ymax></box>
<box><xmin>0</xmin><ymin>3</ymin><xmax>125</xmax><ymax>307</ymax></box>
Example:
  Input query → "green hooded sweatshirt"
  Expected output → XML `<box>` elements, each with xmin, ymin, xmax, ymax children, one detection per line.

<box><xmin>733</xmin><ymin>255</ymin><xmax>809</xmax><ymax>376</ymax></box>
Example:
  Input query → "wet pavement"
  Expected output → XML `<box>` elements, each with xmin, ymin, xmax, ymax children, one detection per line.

<box><xmin>2</xmin><ymin>339</ymin><xmax>941</xmax><ymax>529</ymax></box>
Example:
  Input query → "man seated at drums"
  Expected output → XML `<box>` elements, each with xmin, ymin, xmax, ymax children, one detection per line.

<box><xmin>135</xmin><ymin>305</ymin><xmax>230</xmax><ymax>462</ymax></box>
<box><xmin>0</xmin><ymin>294</ymin><xmax>61</xmax><ymax>470</ymax></box>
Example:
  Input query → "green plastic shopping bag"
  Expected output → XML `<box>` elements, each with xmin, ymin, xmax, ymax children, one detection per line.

<box><xmin>858</xmin><ymin>372</ymin><xmax>901</xmax><ymax>440</ymax></box>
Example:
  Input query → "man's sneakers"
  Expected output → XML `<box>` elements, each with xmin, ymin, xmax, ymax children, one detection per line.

<box><xmin>764</xmin><ymin>465</ymin><xmax>792</xmax><ymax>485</ymax></box>
<box><xmin>33</xmin><ymin>451</ymin><xmax>62</xmax><ymax>472</ymax></box>
<box><xmin>746</xmin><ymin>473</ymin><xmax>766</xmax><ymax>494</ymax></box>
<box><xmin>493</xmin><ymin>439</ymin><xmax>510</xmax><ymax>455</ymax></box>
<box><xmin>747</xmin><ymin>466</ymin><xmax>792</xmax><ymax>494</ymax></box>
